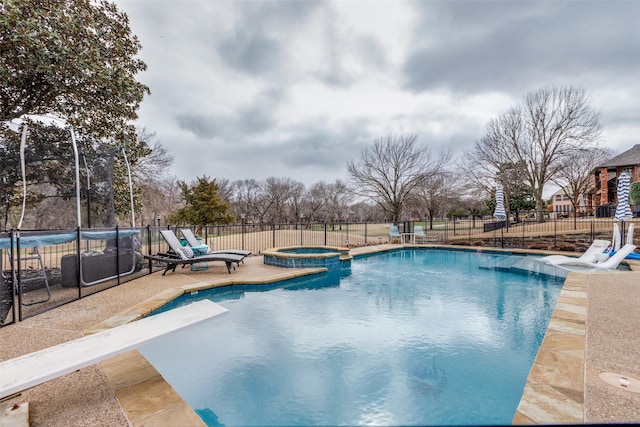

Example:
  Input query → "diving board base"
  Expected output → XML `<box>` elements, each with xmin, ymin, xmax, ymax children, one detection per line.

<box><xmin>0</xmin><ymin>300</ymin><xmax>227</xmax><ymax>400</ymax></box>
<box><xmin>0</xmin><ymin>400</ymin><xmax>28</xmax><ymax>427</ymax></box>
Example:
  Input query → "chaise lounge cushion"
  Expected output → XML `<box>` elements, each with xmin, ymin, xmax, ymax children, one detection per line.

<box><xmin>181</xmin><ymin>246</ymin><xmax>194</xmax><ymax>259</ymax></box>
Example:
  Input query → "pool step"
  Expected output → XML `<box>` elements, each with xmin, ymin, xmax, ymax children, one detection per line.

<box><xmin>479</xmin><ymin>255</ymin><xmax>568</xmax><ymax>278</ymax></box>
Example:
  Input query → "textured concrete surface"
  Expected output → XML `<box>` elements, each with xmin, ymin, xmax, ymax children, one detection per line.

<box><xmin>513</xmin><ymin>262</ymin><xmax>640</xmax><ymax>425</ymax></box>
<box><xmin>0</xmin><ymin>245</ymin><xmax>638</xmax><ymax>426</ymax></box>
<box><xmin>584</xmin><ymin>272</ymin><xmax>640</xmax><ymax>422</ymax></box>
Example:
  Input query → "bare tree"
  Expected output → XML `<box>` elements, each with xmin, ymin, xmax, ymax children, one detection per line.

<box><xmin>470</xmin><ymin>86</ymin><xmax>602</xmax><ymax>221</ymax></box>
<box><xmin>303</xmin><ymin>182</ymin><xmax>329</xmax><ymax>222</ymax></box>
<box><xmin>348</xmin><ymin>201</ymin><xmax>382</xmax><ymax>222</ymax></box>
<box><xmin>285</xmin><ymin>180</ymin><xmax>305</xmax><ymax>224</ymax></box>
<box><xmin>214</xmin><ymin>178</ymin><xmax>234</xmax><ymax>205</ymax></box>
<box><xmin>347</xmin><ymin>133</ymin><xmax>450</xmax><ymax>222</ymax></box>
<box><xmin>552</xmin><ymin>147</ymin><xmax>615</xmax><ymax>225</ymax></box>
<box><xmin>496</xmin><ymin>161</ymin><xmax>530</xmax><ymax>225</ymax></box>
<box><xmin>459</xmin><ymin>196</ymin><xmax>489</xmax><ymax>228</ymax></box>
<box><xmin>415</xmin><ymin>172</ymin><xmax>459</xmax><ymax>229</ymax></box>
<box><xmin>466</xmin><ymin>107</ymin><xmax>529</xmax><ymax>216</ymax></box>
<box><xmin>123</xmin><ymin>128</ymin><xmax>176</xmax><ymax>226</ymax></box>
<box><xmin>137</xmin><ymin>176</ymin><xmax>184</xmax><ymax>226</ymax></box>
<box><xmin>230</xmin><ymin>179</ymin><xmax>268</xmax><ymax>224</ymax></box>
<box><xmin>324</xmin><ymin>180</ymin><xmax>351</xmax><ymax>224</ymax></box>
<box><xmin>131</xmin><ymin>128</ymin><xmax>172</xmax><ymax>182</ymax></box>
<box><xmin>263</xmin><ymin>177</ymin><xmax>302</xmax><ymax>224</ymax></box>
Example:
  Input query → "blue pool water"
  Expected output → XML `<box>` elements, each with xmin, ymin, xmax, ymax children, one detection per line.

<box><xmin>140</xmin><ymin>249</ymin><xmax>564</xmax><ymax>426</ymax></box>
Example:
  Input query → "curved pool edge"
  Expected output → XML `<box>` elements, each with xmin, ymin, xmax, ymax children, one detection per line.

<box><xmin>512</xmin><ymin>272</ymin><xmax>587</xmax><ymax>424</ymax></box>
<box><xmin>263</xmin><ymin>245</ymin><xmax>352</xmax><ymax>269</ymax></box>
<box><xmin>83</xmin><ymin>245</ymin><xmax>639</xmax><ymax>427</ymax></box>
<box><xmin>84</xmin><ymin>262</ymin><xmax>330</xmax><ymax>427</ymax></box>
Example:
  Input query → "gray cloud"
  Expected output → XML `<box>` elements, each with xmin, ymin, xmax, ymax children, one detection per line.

<box><xmin>112</xmin><ymin>0</ymin><xmax>640</xmax><ymax>188</ymax></box>
<box><xmin>403</xmin><ymin>1</ymin><xmax>640</xmax><ymax>94</ymax></box>
<box><xmin>218</xmin><ymin>33</ymin><xmax>285</xmax><ymax>76</ymax></box>
<box><xmin>217</xmin><ymin>1</ymin><xmax>323</xmax><ymax>78</ymax></box>
<box><xmin>175</xmin><ymin>113</ymin><xmax>222</xmax><ymax>139</ymax></box>
<box><xmin>176</xmin><ymin>86</ymin><xmax>285</xmax><ymax>139</ymax></box>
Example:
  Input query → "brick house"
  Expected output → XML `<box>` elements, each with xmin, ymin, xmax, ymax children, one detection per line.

<box><xmin>593</xmin><ymin>144</ymin><xmax>640</xmax><ymax>216</ymax></box>
<box><xmin>550</xmin><ymin>189</ymin><xmax>591</xmax><ymax>217</ymax></box>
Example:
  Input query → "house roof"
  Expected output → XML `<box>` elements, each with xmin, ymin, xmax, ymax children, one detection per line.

<box><xmin>598</xmin><ymin>144</ymin><xmax>640</xmax><ymax>168</ymax></box>
<box><xmin>550</xmin><ymin>183</ymin><xmax>595</xmax><ymax>198</ymax></box>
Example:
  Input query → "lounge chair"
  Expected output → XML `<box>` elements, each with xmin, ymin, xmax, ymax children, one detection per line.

<box><xmin>389</xmin><ymin>225</ymin><xmax>401</xmax><ymax>242</ymax></box>
<box><xmin>144</xmin><ymin>230</ymin><xmax>245</xmax><ymax>275</ymax></box>
<box><xmin>612</xmin><ymin>223</ymin><xmax>622</xmax><ymax>251</ymax></box>
<box><xmin>414</xmin><ymin>225</ymin><xmax>427</xmax><ymax>243</ymax></box>
<box><xmin>541</xmin><ymin>239</ymin><xmax>610</xmax><ymax>266</ymax></box>
<box><xmin>179</xmin><ymin>228</ymin><xmax>252</xmax><ymax>259</ymax></box>
<box><xmin>552</xmin><ymin>244</ymin><xmax>636</xmax><ymax>271</ymax></box>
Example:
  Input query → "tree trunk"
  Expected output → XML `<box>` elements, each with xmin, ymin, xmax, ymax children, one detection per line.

<box><xmin>533</xmin><ymin>187</ymin><xmax>545</xmax><ymax>223</ymax></box>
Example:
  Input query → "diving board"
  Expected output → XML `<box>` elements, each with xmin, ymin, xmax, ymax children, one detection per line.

<box><xmin>0</xmin><ymin>300</ymin><xmax>227</xmax><ymax>400</ymax></box>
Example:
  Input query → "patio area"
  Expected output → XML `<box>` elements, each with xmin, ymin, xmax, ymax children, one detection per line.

<box><xmin>1</xmin><ymin>245</ymin><xmax>639</xmax><ymax>426</ymax></box>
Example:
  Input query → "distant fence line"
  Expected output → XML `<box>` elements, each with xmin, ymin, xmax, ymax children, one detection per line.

<box><xmin>192</xmin><ymin>216</ymin><xmax>629</xmax><ymax>253</ymax></box>
<box><xmin>1</xmin><ymin>215</ymin><xmax>636</xmax><ymax>326</ymax></box>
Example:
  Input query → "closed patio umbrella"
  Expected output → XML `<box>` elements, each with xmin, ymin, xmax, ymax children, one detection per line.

<box><xmin>494</xmin><ymin>184</ymin><xmax>507</xmax><ymax>248</ymax></box>
<box><xmin>614</xmin><ymin>172</ymin><xmax>633</xmax><ymax>250</ymax></box>
<box><xmin>615</xmin><ymin>172</ymin><xmax>633</xmax><ymax>221</ymax></box>
<box><xmin>493</xmin><ymin>184</ymin><xmax>507</xmax><ymax>221</ymax></box>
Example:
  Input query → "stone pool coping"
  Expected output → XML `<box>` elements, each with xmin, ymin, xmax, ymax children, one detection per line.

<box><xmin>262</xmin><ymin>245</ymin><xmax>351</xmax><ymax>259</ymax></box>
<box><xmin>1</xmin><ymin>244</ymin><xmax>639</xmax><ymax>425</ymax></box>
<box><xmin>262</xmin><ymin>245</ymin><xmax>352</xmax><ymax>269</ymax></box>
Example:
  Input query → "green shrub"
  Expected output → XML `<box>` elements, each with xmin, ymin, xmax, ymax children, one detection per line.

<box><xmin>630</xmin><ymin>182</ymin><xmax>640</xmax><ymax>205</ymax></box>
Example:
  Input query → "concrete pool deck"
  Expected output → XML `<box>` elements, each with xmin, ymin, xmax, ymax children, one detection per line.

<box><xmin>0</xmin><ymin>245</ymin><xmax>639</xmax><ymax>426</ymax></box>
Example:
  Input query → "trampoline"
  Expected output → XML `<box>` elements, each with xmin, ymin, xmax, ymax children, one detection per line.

<box><xmin>1</xmin><ymin>120</ymin><xmax>141</xmax><ymax>325</ymax></box>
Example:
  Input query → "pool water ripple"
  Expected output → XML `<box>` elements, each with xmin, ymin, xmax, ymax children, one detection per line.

<box><xmin>141</xmin><ymin>249</ymin><xmax>564</xmax><ymax>426</ymax></box>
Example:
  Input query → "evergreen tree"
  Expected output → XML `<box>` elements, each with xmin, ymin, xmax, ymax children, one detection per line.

<box><xmin>169</xmin><ymin>176</ymin><xmax>234</xmax><ymax>226</ymax></box>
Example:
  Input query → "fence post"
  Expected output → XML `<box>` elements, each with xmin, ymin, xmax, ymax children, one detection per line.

<box><xmin>324</xmin><ymin>222</ymin><xmax>327</xmax><ymax>246</ymax></box>
<box><xmin>2</xmin><ymin>230</ymin><xmax>16</xmax><ymax>325</ymax></box>
<box><xmin>590</xmin><ymin>220</ymin><xmax>594</xmax><ymax>241</ymax></box>
<box><xmin>241</xmin><ymin>217</ymin><xmax>246</xmax><ymax>251</ymax></box>
<box><xmin>115</xmin><ymin>226</ymin><xmax>121</xmax><ymax>287</ymax></box>
<box><xmin>364</xmin><ymin>222</ymin><xmax>368</xmax><ymax>245</ymax></box>
<box><xmin>553</xmin><ymin>218</ymin><xmax>557</xmax><ymax>250</ymax></box>
<box><xmin>13</xmin><ymin>229</ymin><xmax>23</xmax><ymax>321</ymax></box>
<box><xmin>444</xmin><ymin>221</ymin><xmax>448</xmax><ymax>244</ymax></box>
<box><xmin>272</xmin><ymin>223</ymin><xmax>276</xmax><ymax>248</ymax></box>
<box><xmin>75</xmin><ymin>227</ymin><xmax>81</xmax><ymax>299</ymax></box>
<box><xmin>147</xmin><ymin>225</ymin><xmax>153</xmax><ymax>274</ymax></box>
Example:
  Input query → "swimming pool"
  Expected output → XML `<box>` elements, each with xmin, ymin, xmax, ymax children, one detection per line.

<box><xmin>140</xmin><ymin>249</ymin><xmax>565</xmax><ymax>426</ymax></box>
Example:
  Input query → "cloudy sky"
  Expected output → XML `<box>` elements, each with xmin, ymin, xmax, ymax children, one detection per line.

<box><xmin>113</xmin><ymin>0</ymin><xmax>640</xmax><ymax>188</ymax></box>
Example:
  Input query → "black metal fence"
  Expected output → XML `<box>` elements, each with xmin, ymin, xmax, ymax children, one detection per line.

<box><xmin>1</xmin><ymin>215</ymin><xmax>636</xmax><ymax>326</ymax></box>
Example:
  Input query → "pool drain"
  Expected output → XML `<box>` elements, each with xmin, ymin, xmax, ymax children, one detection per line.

<box><xmin>599</xmin><ymin>372</ymin><xmax>640</xmax><ymax>394</ymax></box>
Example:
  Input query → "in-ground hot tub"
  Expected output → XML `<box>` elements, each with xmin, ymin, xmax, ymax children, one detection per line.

<box><xmin>263</xmin><ymin>246</ymin><xmax>352</xmax><ymax>271</ymax></box>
